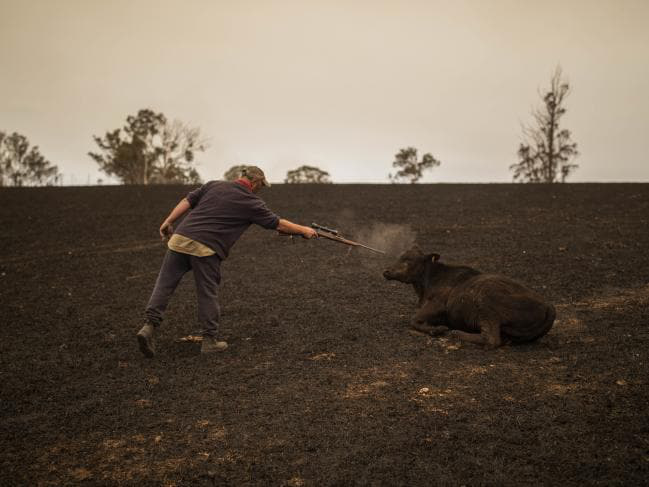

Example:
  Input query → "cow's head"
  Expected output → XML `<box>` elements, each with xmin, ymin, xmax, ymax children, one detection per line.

<box><xmin>383</xmin><ymin>245</ymin><xmax>440</xmax><ymax>283</ymax></box>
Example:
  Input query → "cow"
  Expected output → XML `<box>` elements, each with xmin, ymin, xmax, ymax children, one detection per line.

<box><xmin>383</xmin><ymin>245</ymin><xmax>555</xmax><ymax>349</ymax></box>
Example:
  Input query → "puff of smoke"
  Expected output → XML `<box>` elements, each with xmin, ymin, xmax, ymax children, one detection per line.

<box><xmin>354</xmin><ymin>223</ymin><xmax>417</xmax><ymax>258</ymax></box>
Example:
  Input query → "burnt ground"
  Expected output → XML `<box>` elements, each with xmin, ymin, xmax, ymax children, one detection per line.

<box><xmin>1</xmin><ymin>183</ymin><xmax>648</xmax><ymax>486</ymax></box>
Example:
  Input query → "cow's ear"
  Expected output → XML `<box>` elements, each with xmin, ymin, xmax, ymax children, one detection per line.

<box><xmin>426</xmin><ymin>253</ymin><xmax>440</xmax><ymax>263</ymax></box>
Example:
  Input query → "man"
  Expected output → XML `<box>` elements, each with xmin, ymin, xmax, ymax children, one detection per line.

<box><xmin>137</xmin><ymin>166</ymin><xmax>317</xmax><ymax>357</ymax></box>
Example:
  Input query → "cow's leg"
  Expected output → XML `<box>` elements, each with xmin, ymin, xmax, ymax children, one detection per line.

<box><xmin>451</xmin><ymin>321</ymin><xmax>502</xmax><ymax>349</ymax></box>
<box><xmin>450</xmin><ymin>330</ymin><xmax>487</xmax><ymax>345</ymax></box>
<box><xmin>411</xmin><ymin>299</ymin><xmax>447</xmax><ymax>336</ymax></box>
<box><xmin>481</xmin><ymin>321</ymin><xmax>502</xmax><ymax>349</ymax></box>
<box><xmin>411</xmin><ymin>322</ymin><xmax>448</xmax><ymax>336</ymax></box>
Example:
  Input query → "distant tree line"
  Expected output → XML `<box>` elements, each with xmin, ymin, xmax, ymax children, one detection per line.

<box><xmin>0</xmin><ymin>131</ymin><xmax>60</xmax><ymax>186</ymax></box>
<box><xmin>221</xmin><ymin>164</ymin><xmax>332</xmax><ymax>184</ymax></box>
<box><xmin>2</xmin><ymin>66</ymin><xmax>578</xmax><ymax>188</ymax></box>
<box><xmin>388</xmin><ymin>66</ymin><xmax>578</xmax><ymax>184</ymax></box>
<box><xmin>285</xmin><ymin>165</ymin><xmax>331</xmax><ymax>183</ymax></box>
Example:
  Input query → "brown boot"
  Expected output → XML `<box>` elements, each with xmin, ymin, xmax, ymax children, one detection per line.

<box><xmin>137</xmin><ymin>324</ymin><xmax>156</xmax><ymax>358</ymax></box>
<box><xmin>201</xmin><ymin>336</ymin><xmax>228</xmax><ymax>354</ymax></box>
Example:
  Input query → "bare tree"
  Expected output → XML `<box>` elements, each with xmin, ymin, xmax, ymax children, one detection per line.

<box><xmin>284</xmin><ymin>165</ymin><xmax>331</xmax><ymax>183</ymax></box>
<box><xmin>0</xmin><ymin>131</ymin><xmax>6</xmax><ymax>185</ymax></box>
<box><xmin>223</xmin><ymin>165</ymin><xmax>249</xmax><ymax>181</ymax></box>
<box><xmin>151</xmin><ymin>120</ymin><xmax>206</xmax><ymax>184</ymax></box>
<box><xmin>89</xmin><ymin>109</ymin><xmax>205</xmax><ymax>185</ymax></box>
<box><xmin>389</xmin><ymin>147</ymin><xmax>440</xmax><ymax>183</ymax></box>
<box><xmin>0</xmin><ymin>131</ymin><xmax>60</xmax><ymax>186</ymax></box>
<box><xmin>510</xmin><ymin>67</ymin><xmax>579</xmax><ymax>183</ymax></box>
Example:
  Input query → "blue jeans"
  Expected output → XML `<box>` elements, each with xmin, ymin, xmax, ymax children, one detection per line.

<box><xmin>145</xmin><ymin>250</ymin><xmax>222</xmax><ymax>337</ymax></box>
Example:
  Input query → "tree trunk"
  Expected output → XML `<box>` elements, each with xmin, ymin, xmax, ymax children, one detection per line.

<box><xmin>547</xmin><ymin>104</ymin><xmax>556</xmax><ymax>183</ymax></box>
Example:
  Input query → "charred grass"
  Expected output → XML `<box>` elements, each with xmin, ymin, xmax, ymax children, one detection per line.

<box><xmin>1</xmin><ymin>183</ymin><xmax>648</xmax><ymax>485</ymax></box>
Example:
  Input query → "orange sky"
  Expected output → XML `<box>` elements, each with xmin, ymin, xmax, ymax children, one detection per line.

<box><xmin>1</xmin><ymin>0</ymin><xmax>648</xmax><ymax>183</ymax></box>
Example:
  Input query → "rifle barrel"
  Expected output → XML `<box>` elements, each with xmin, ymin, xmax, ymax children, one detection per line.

<box><xmin>356</xmin><ymin>243</ymin><xmax>386</xmax><ymax>254</ymax></box>
<box><xmin>316</xmin><ymin>231</ymin><xmax>385</xmax><ymax>254</ymax></box>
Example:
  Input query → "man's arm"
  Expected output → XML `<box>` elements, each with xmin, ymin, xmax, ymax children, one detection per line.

<box><xmin>277</xmin><ymin>219</ymin><xmax>318</xmax><ymax>239</ymax></box>
<box><xmin>159</xmin><ymin>198</ymin><xmax>191</xmax><ymax>240</ymax></box>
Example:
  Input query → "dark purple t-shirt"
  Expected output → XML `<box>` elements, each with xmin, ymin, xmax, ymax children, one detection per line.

<box><xmin>174</xmin><ymin>180</ymin><xmax>280</xmax><ymax>259</ymax></box>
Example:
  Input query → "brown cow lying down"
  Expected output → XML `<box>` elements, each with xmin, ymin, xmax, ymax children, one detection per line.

<box><xmin>383</xmin><ymin>245</ymin><xmax>555</xmax><ymax>349</ymax></box>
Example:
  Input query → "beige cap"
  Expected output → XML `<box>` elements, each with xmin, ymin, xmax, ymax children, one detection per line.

<box><xmin>242</xmin><ymin>166</ymin><xmax>271</xmax><ymax>187</ymax></box>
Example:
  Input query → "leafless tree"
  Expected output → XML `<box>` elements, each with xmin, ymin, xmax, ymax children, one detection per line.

<box><xmin>151</xmin><ymin>120</ymin><xmax>207</xmax><ymax>184</ymax></box>
<box><xmin>510</xmin><ymin>67</ymin><xmax>579</xmax><ymax>183</ymax></box>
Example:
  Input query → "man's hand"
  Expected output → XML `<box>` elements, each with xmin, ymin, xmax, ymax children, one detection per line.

<box><xmin>158</xmin><ymin>198</ymin><xmax>191</xmax><ymax>241</ymax></box>
<box><xmin>159</xmin><ymin>221</ymin><xmax>173</xmax><ymax>241</ymax></box>
<box><xmin>301</xmin><ymin>226</ymin><xmax>318</xmax><ymax>239</ymax></box>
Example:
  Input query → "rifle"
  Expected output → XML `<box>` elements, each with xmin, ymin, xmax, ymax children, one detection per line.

<box><xmin>279</xmin><ymin>222</ymin><xmax>386</xmax><ymax>254</ymax></box>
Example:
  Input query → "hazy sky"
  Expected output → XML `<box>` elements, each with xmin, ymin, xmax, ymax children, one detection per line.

<box><xmin>1</xmin><ymin>0</ymin><xmax>648</xmax><ymax>183</ymax></box>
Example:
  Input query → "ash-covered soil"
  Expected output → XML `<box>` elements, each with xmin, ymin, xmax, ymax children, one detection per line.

<box><xmin>1</xmin><ymin>183</ymin><xmax>648</xmax><ymax>485</ymax></box>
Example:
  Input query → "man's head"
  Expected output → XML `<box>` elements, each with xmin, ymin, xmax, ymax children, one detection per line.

<box><xmin>242</xmin><ymin>166</ymin><xmax>271</xmax><ymax>192</ymax></box>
